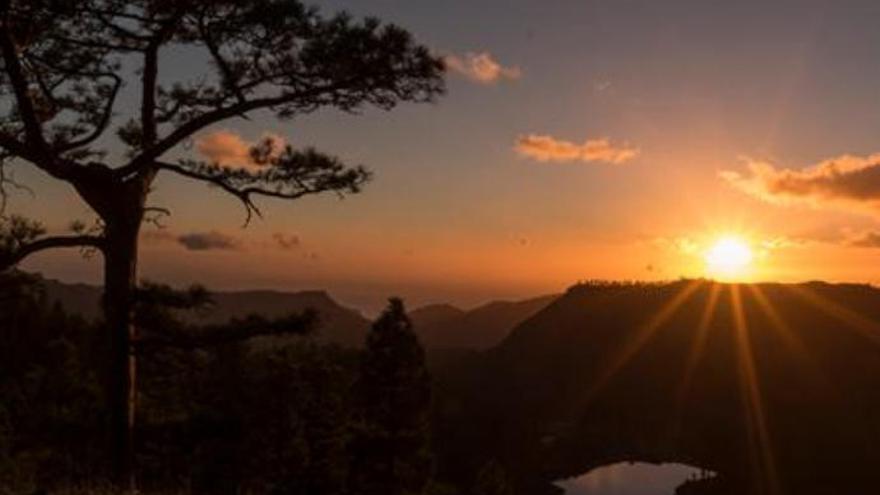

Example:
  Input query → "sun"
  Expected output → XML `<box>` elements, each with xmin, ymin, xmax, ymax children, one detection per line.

<box><xmin>704</xmin><ymin>236</ymin><xmax>754</xmax><ymax>281</ymax></box>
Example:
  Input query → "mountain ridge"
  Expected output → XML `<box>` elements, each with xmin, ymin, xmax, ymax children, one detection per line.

<box><xmin>414</xmin><ymin>294</ymin><xmax>558</xmax><ymax>349</ymax></box>
<box><xmin>435</xmin><ymin>279</ymin><xmax>880</xmax><ymax>494</ymax></box>
<box><xmin>33</xmin><ymin>274</ymin><xmax>553</xmax><ymax>349</ymax></box>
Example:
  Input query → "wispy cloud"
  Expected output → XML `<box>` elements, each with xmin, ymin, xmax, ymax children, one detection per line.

<box><xmin>849</xmin><ymin>231</ymin><xmax>880</xmax><ymax>248</ymax></box>
<box><xmin>721</xmin><ymin>154</ymin><xmax>880</xmax><ymax>214</ymax></box>
<box><xmin>145</xmin><ymin>229</ymin><xmax>307</xmax><ymax>253</ymax></box>
<box><xmin>195</xmin><ymin>130</ymin><xmax>285</xmax><ymax>169</ymax></box>
<box><xmin>515</xmin><ymin>135</ymin><xmax>640</xmax><ymax>164</ymax></box>
<box><xmin>651</xmin><ymin>234</ymin><xmax>799</xmax><ymax>264</ymax></box>
<box><xmin>794</xmin><ymin>228</ymin><xmax>880</xmax><ymax>249</ymax></box>
<box><xmin>177</xmin><ymin>231</ymin><xmax>241</xmax><ymax>251</ymax></box>
<box><xmin>787</xmin><ymin>228</ymin><xmax>880</xmax><ymax>249</ymax></box>
<box><xmin>652</xmin><ymin>227</ymin><xmax>880</xmax><ymax>256</ymax></box>
<box><xmin>445</xmin><ymin>52</ymin><xmax>521</xmax><ymax>84</ymax></box>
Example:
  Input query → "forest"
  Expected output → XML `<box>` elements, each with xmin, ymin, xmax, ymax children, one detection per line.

<box><xmin>0</xmin><ymin>271</ymin><xmax>467</xmax><ymax>495</ymax></box>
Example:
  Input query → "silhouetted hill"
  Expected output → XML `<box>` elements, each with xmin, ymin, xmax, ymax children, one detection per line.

<box><xmin>205</xmin><ymin>289</ymin><xmax>370</xmax><ymax>346</ymax></box>
<box><xmin>414</xmin><ymin>295</ymin><xmax>557</xmax><ymax>349</ymax></box>
<box><xmin>435</xmin><ymin>280</ymin><xmax>880</xmax><ymax>495</ymax></box>
<box><xmin>410</xmin><ymin>303</ymin><xmax>466</xmax><ymax>329</ymax></box>
<box><xmin>38</xmin><ymin>276</ymin><xmax>554</xmax><ymax>350</ymax></box>
<box><xmin>38</xmin><ymin>276</ymin><xmax>370</xmax><ymax>347</ymax></box>
<box><xmin>41</xmin><ymin>277</ymin><xmax>105</xmax><ymax>321</ymax></box>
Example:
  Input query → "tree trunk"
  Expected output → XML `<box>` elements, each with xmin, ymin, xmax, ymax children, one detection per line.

<box><xmin>103</xmin><ymin>218</ymin><xmax>141</xmax><ymax>491</ymax></box>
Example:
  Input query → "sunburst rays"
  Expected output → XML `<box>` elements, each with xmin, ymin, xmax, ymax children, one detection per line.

<box><xmin>577</xmin><ymin>279</ymin><xmax>877</xmax><ymax>493</ymax></box>
<box><xmin>783</xmin><ymin>284</ymin><xmax>880</xmax><ymax>346</ymax></box>
<box><xmin>731</xmin><ymin>284</ymin><xmax>780</xmax><ymax>494</ymax></box>
<box><xmin>675</xmin><ymin>282</ymin><xmax>721</xmax><ymax>411</ymax></box>
<box><xmin>747</xmin><ymin>284</ymin><xmax>815</xmax><ymax>364</ymax></box>
<box><xmin>585</xmin><ymin>280</ymin><xmax>702</xmax><ymax>401</ymax></box>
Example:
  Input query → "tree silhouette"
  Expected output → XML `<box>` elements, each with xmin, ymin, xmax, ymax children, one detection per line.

<box><xmin>350</xmin><ymin>298</ymin><xmax>433</xmax><ymax>495</ymax></box>
<box><xmin>0</xmin><ymin>0</ymin><xmax>444</xmax><ymax>487</ymax></box>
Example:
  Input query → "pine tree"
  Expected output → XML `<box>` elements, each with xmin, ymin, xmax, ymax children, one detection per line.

<box><xmin>0</xmin><ymin>2</ymin><xmax>445</xmax><ymax>485</ymax></box>
<box><xmin>351</xmin><ymin>298</ymin><xmax>433</xmax><ymax>495</ymax></box>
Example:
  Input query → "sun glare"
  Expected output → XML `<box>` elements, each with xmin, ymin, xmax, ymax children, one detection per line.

<box><xmin>704</xmin><ymin>236</ymin><xmax>754</xmax><ymax>281</ymax></box>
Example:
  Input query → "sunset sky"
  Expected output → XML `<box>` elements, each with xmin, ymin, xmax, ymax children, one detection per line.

<box><xmin>12</xmin><ymin>0</ymin><xmax>880</xmax><ymax>312</ymax></box>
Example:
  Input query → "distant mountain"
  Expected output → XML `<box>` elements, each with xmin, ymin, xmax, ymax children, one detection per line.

<box><xmin>203</xmin><ymin>290</ymin><xmax>370</xmax><ymax>346</ymax></box>
<box><xmin>412</xmin><ymin>295</ymin><xmax>558</xmax><ymax>350</ymax></box>
<box><xmin>36</xmin><ymin>275</ymin><xmax>557</xmax><ymax>350</ymax></box>
<box><xmin>38</xmin><ymin>277</ymin><xmax>371</xmax><ymax>347</ymax></box>
<box><xmin>410</xmin><ymin>303</ymin><xmax>466</xmax><ymax>329</ymax></box>
<box><xmin>435</xmin><ymin>280</ymin><xmax>880</xmax><ymax>494</ymax></box>
<box><xmin>41</xmin><ymin>277</ymin><xmax>105</xmax><ymax>321</ymax></box>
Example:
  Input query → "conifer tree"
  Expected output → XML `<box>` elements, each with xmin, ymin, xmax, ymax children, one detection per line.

<box><xmin>0</xmin><ymin>1</ymin><xmax>445</xmax><ymax>485</ymax></box>
<box><xmin>351</xmin><ymin>298</ymin><xmax>433</xmax><ymax>495</ymax></box>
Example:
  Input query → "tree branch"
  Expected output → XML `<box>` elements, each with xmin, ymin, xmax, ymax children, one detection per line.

<box><xmin>155</xmin><ymin>151</ymin><xmax>369</xmax><ymax>226</ymax></box>
<box><xmin>0</xmin><ymin>132</ymin><xmax>48</xmax><ymax>168</ymax></box>
<box><xmin>57</xmin><ymin>73</ymin><xmax>123</xmax><ymax>153</ymax></box>
<box><xmin>156</xmin><ymin>160</ymin><xmax>267</xmax><ymax>224</ymax></box>
<box><xmin>134</xmin><ymin>310</ymin><xmax>318</xmax><ymax>353</ymax></box>
<box><xmin>140</xmin><ymin>40</ymin><xmax>159</xmax><ymax>149</ymax></box>
<box><xmin>197</xmin><ymin>15</ymin><xmax>246</xmax><ymax>106</ymax></box>
<box><xmin>0</xmin><ymin>161</ymin><xmax>33</xmax><ymax>214</ymax></box>
<box><xmin>93</xmin><ymin>11</ymin><xmax>152</xmax><ymax>43</ymax></box>
<box><xmin>140</xmin><ymin>12</ymin><xmax>184</xmax><ymax>153</ymax></box>
<box><xmin>0</xmin><ymin>234</ymin><xmax>104</xmax><ymax>271</ymax></box>
<box><xmin>0</xmin><ymin>17</ymin><xmax>49</xmax><ymax>153</ymax></box>
<box><xmin>117</xmin><ymin>81</ymin><xmax>353</xmax><ymax>180</ymax></box>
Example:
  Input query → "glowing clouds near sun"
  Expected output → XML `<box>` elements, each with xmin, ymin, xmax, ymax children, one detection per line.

<box><xmin>515</xmin><ymin>135</ymin><xmax>640</xmax><ymax>164</ymax></box>
<box><xmin>721</xmin><ymin>154</ymin><xmax>880</xmax><ymax>214</ymax></box>
<box><xmin>651</xmin><ymin>234</ymin><xmax>783</xmax><ymax>282</ymax></box>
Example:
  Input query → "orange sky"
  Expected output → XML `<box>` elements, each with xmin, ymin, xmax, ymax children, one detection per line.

<box><xmin>12</xmin><ymin>0</ymin><xmax>880</xmax><ymax>313</ymax></box>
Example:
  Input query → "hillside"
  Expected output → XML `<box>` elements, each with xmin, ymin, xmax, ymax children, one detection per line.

<box><xmin>39</xmin><ymin>276</ymin><xmax>552</xmax><ymax>350</ymax></box>
<box><xmin>435</xmin><ymin>280</ymin><xmax>880</xmax><ymax>495</ymax></box>
<box><xmin>413</xmin><ymin>294</ymin><xmax>557</xmax><ymax>349</ymax></box>
<box><xmin>39</xmin><ymin>277</ymin><xmax>371</xmax><ymax>347</ymax></box>
<box><xmin>410</xmin><ymin>303</ymin><xmax>466</xmax><ymax>329</ymax></box>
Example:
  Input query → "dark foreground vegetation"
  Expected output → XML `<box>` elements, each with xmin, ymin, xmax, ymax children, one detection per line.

<box><xmin>6</xmin><ymin>274</ymin><xmax>880</xmax><ymax>495</ymax></box>
<box><xmin>0</xmin><ymin>272</ymin><xmax>443</xmax><ymax>495</ymax></box>
<box><xmin>0</xmin><ymin>0</ymin><xmax>444</xmax><ymax>486</ymax></box>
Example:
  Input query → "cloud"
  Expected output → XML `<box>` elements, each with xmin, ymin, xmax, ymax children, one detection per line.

<box><xmin>145</xmin><ymin>229</ymin><xmax>297</xmax><ymax>252</ymax></box>
<box><xmin>849</xmin><ymin>231</ymin><xmax>880</xmax><ymax>248</ymax></box>
<box><xmin>177</xmin><ymin>231</ymin><xmax>241</xmax><ymax>251</ymax></box>
<box><xmin>515</xmin><ymin>135</ymin><xmax>640</xmax><ymax>164</ymax></box>
<box><xmin>195</xmin><ymin>130</ymin><xmax>285</xmax><ymax>169</ymax></box>
<box><xmin>272</xmin><ymin>232</ymin><xmax>301</xmax><ymax>250</ymax></box>
<box><xmin>758</xmin><ymin>237</ymin><xmax>802</xmax><ymax>250</ymax></box>
<box><xmin>445</xmin><ymin>52</ymin><xmax>521</xmax><ymax>84</ymax></box>
<box><xmin>650</xmin><ymin>234</ymin><xmax>800</xmax><ymax>263</ymax></box>
<box><xmin>806</xmin><ymin>228</ymin><xmax>880</xmax><ymax>249</ymax></box>
<box><xmin>721</xmin><ymin>153</ymin><xmax>880</xmax><ymax>214</ymax></box>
